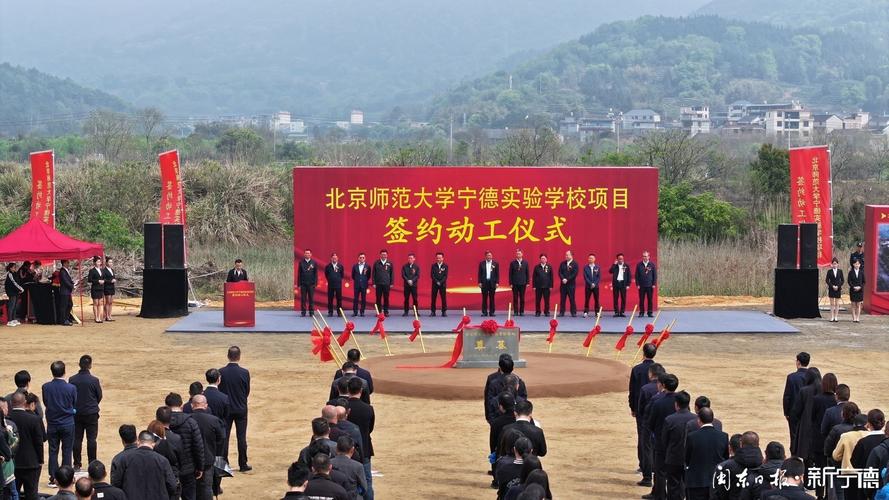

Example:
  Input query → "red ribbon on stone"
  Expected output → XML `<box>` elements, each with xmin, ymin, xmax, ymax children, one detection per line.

<box><xmin>452</xmin><ymin>315</ymin><xmax>471</xmax><ymax>334</ymax></box>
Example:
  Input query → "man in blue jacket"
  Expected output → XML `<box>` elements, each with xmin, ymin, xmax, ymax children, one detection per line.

<box><xmin>635</xmin><ymin>250</ymin><xmax>657</xmax><ymax>318</ymax></box>
<box><xmin>69</xmin><ymin>355</ymin><xmax>102</xmax><ymax>471</ymax></box>
<box><xmin>42</xmin><ymin>360</ymin><xmax>77</xmax><ymax>486</ymax></box>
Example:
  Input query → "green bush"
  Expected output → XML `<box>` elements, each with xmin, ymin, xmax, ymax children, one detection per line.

<box><xmin>659</xmin><ymin>183</ymin><xmax>747</xmax><ymax>240</ymax></box>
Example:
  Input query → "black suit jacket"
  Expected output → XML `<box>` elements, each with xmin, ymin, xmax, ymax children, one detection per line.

<box><xmin>191</xmin><ymin>409</ymin><xmax>227</xmax><ymax>466</ymax></box>
<box><xmin>646</xmin><ymin>392</ymin><xmax>677</xmax><ymax>450</ymax></box>
<box><xmin>431</xmin><ymin>263</ymin><xmax>448</xmax><ymax>286</ymax></box>
<box><xmin>508</xmin><ymin>260</ymin><xmax>529</xmax><ymax>287</ymax></box>
<box><xmin>325</xmin><ymin>263</ymin><xmax>345</xmax><ymax>289</ymax></box>
<box><xmin>218</xmin><ymin>362</ymin><xmax>250</xmax><ymax>413</ymax></box>
<box><xmin>88</xmin><ymin>267</ymin><xmax>104</xmax><ymax>292</ymax></box>
<box><xmin>333</xmin><ymin>367</ymin><xmax>374</xmax><ymax>395</ymax></box>
<box><xmin>401</xmin><ymin>263</ymin><xmax>420</xmax><ymax>287</ymax></box>
<box><xmin>847</xmin><ymin>268</ymin><xmax>865</xmax><ymax>288</ymax></box>
<box><xmin>351</xmin><ymin>263</ymin><xmax>371</xmax><ymax>290</ymax></box>
<box><xmin>59</xmin><ymin>267</ymin><xmax>74</xmax><ymax>295</ymax></box>
<box><xmin>635</xmin><ymin>260</ymin><xmax>657</xmax><ymax>287</ymax></box>
<box><xmin>226</xmin><ymin>268</ymin><xmax>248</xmax><ymax>282</ymax></box>
<box><xmin>298</xmin><ymin>259</ymin><xmax>318</xmax><ymax>286</ymax></box>
<box><xmin>532</xmin><ymin>263</ymin><xmax>553</xmax><ymax>289</ymax></box>
<box><xmin>477</xmin><ymin>260</ymin><xmax>499</xmax><ymax>287</ymax></box>
<box><xmin>663</xmin><ymin>409</ymin><xmax>698</xmax><ymax>466</ymax></box>
<box><xmin>782</xmin><ymin>368</ymin><xmax>807</xmax><ymax>417</ymax></box>
<box><xmin>203</xmin><ymin>386</ymin><xmax>230</xmax><ymax>421</ymax></box>
<box><xmin>347</xmin><ymin>397</ymin><xmax>375</xmax><ymax>458</ymax></box>
<box><xmin>629</xmin><ymin>359</ymin><xmax>653</xmax><ymax>414</ymax></box>
<box><xmin>825</xmin><ymin>268</ymin><xmax>844</xmax><ymax>288</ymax></box>
<box><xmin>6</xmin><ymin>408</ymin><xmax>45</xmax><ymax>468</ymax></box>
<box><xmin>609</xmin><ymin>263</ymin><xmax>631</xmax><ymax>288</ymax></box>
<box><xmin>685</xmin><ymin>425</ymin><xmax>729</xmax><ymax>488</ymax></box>
<box><xmin>558</xmin><ymin>260</ymin><xmax>578</xmax><ymax>286</ymax></box>
<box><xmin>371</xmin><ymin>260</ymin><xmax>394</xmax><ymax>287</ymax></box>
<box><xmin>503</xmin><ymin>420</ymin><xmax>546</xmax><ymax>457</ymax></box>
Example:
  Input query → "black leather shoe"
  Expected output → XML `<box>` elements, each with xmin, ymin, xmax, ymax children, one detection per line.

<box><xmin>535</xmin><ymin>312</ymin><xmax>541</xmax><ymax>317</ymax></box>
<box><xmin>429</xmin><ymin>312</ymin><xmax>436</xmax><ymax>317</ymax></box>
<box><xmin>637</xmin><ymin>479</ymin><xmax>652</xmax><ymax>487</ymax></box>
<box><xmin>442</xmin><ymin>312</ymin><xmax>447</xmax><ymax>317</ymax></box>
<box><xmin>402</xmin><ymin>312</ymin><xmax>409</xmax><ymax>316</ymax></box>
<box><xmin>239</xmin><ymin>465</ymin><xmax>253</xmax><ymax>472</ymax></box>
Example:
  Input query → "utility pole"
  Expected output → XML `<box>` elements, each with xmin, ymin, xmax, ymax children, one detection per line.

<box><xmin>448</xmin><ymin>113</ymin><xmax>454</xmax><ymax>164</ymax></box>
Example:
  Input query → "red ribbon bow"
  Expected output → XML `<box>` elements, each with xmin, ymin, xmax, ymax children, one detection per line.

<box><xmin>370</xmin><ymin>313</ymin><xmax>387</xmax><ymax>339</ymax></box>
<box><xmin>337</xmin><ymin>321</ymin><xmax>355</xmax><ymax>347</ymax></box>
<box><xmin>452</xmin><ymin>315</ymin><xmax>471</xmax><ymax>334</ymax></box>
<box><xmin>409</xmin><ymin>319</ymin><xmax>422</xmax><ymax>342</ymax></box>
<box><xmin>311</xmin><ymin>328</ymin><xmax>334</xmax><ymax>362</ymax></box>
<box><xmin>503</xmin><ymin>319</ymin><xmax>515</xmax><ymax>328</ymax></box>
<box><xmin>653</xmin><ymin>329</ymin><xmax>671</xmax><ymax>348</ymax></box>
<box><xmin>582</xmin><ymin>325</ymin><xmax>601</xmax><ymax>348</ymax></box>
<box><xmin>637</xmin><ymin>323</ymin><xmax>655</xmax><ymax>347</ymax></box>
<box><xmin>546</xmin><ymin>319</ymin><xmax>559</xmax><ymax>343</ymax></box>
<box><xmin>615</xmin><ymin>325</ymin><xmax>634</xmax><ymax>351</ymax></box>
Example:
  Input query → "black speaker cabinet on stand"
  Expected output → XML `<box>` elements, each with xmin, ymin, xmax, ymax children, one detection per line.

<box><xmin>163</xmin><ymin>224</ymin><xmax>186</xmax><ymax>269</ymax></box>
<box><xmin>799</xmin><ymin>223</ymin><xmax>818</xmax><ymax>269</ymax></box>
<box><xmin>144</xmin><ymin>223</ymin><xmax>163</xmax><ymax>270</ymax></box>
<box><xmin>777</xmin><ymin>224</ymin><xmax>799</xmax><ymax>269</ymax></box>
<box><xmin>773</xmin><ymin>268</ymin><xmax>820</xmax><ymax>319</ymax></box>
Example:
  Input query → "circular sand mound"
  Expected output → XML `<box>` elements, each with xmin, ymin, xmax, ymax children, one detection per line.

<box><xmin>362</xmin><ymin>352</ymin><xmax>629</xmax><ymax>400</ymax></box>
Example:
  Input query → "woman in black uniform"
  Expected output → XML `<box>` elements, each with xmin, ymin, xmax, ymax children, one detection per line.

<box><xmin>103</xmin><ymin>256</ymin><xmax>117</xmax><ymax>321</ymax></box>
<box><xmin>87</xmin><ymin>256</ymin><xmax>105</xmax><ymax>323</ymax></box>
<box><xmin>847</xmin><ymin>258</ymin><xmax>865</xmax><ymax>323</ymax></box>
<box><xmin>825</xmin><ymin>257</ymin><xmax>844</xmax><ymax>322</ymax></box>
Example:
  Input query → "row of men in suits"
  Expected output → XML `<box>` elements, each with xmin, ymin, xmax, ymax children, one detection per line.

<box><xmin>628</xmin><ymin>345</ymin><xmax>815</xmax><ymax>500</ymax></box>
<box><xmin>294</xmin><ymin>249</ymin><xmax>658</xmax><ymax>318</ymax></box>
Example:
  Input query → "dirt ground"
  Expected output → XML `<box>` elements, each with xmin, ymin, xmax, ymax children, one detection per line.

<box><xmin>1</xmin><ymin>301</ymin><xmax>886</xmax><ymax>500</ymax></box>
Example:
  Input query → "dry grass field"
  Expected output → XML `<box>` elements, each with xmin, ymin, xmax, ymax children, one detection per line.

<box><xmin>0</xmin><ymin>302</ymin><xmax>885</xmax><ymax>499</ymax></box>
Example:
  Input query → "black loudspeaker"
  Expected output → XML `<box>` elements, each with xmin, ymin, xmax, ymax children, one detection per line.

<box><xmin>163</xmin><ymin>224</ymin><xmax>185</xmax><ymax>269</ymax></box>
<box><xmin>777</xmin><ymin>224</ymin><xmax>799</xmax><ymax>269</ymax></box>
<box><xmin>799</xmin><ymin>223</ymin><xmax>818</xmax><ymax>269</ymax></box>
<box><xmin>139</xmin><ymin>268</ymin><xmax>188</xmax><ymax>318</ymax></box>
<box><xmin>773</xmin><ymin>268</ymin><xmax>820</xmax><ymax>319</ymax></box>
<box><xmin>144</xmin><ymin>223</ymin><xmax>163</xmax><ymax>270</ymax></box>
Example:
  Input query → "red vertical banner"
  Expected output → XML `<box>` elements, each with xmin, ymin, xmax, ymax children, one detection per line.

<box><xmin>29</xmin><ymin>150</ymin><xmax>55</xmax><ymax>227</ymax></box>
<box><xmin>863</xmin><ymin>205</ymin><xmax>889</xmax><ymax>315</ymax></box>
<box><xmin>789</xmin><ymin>146</ymin><xmax>832</xmax><ymax>266</ymax></box>
<box><xmin>158</xmin><ymin>150</ymin><xmax>186</xmax><ymax>225</ymax></box>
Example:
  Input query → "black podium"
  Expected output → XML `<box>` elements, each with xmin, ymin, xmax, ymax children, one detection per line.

<box><xmin>774</xmin><ymin>268</ymin><xmax>820</xmax><ymax>319</ymax></box>
<box><xmin>26</xmin><ymin>283</ymin><xmax>57</xmax><ymax>324</ymax></box>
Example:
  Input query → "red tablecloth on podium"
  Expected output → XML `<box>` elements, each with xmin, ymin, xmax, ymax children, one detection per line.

<box><xmin>224</xmin><ymin>282</ymin><xmax>256</xmax><ymax>327</ymax></box>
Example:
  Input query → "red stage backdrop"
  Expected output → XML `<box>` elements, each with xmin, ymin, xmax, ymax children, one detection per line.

<box><xmin>30</xmin><ymin>150</ymin><xmax>55</xmax><ymax>227</ymax></box>
<box><xmin>158</xmin><ymin>150</ymin><xmax>186</xmax><ymax>225</ymax></box>
<box><xmin>864</xmin><ymin>205</ymin><xmax>889</xmax><ymax>315</ymax></box>
<box><xmin>293</xmin><ymin>166</ymin><xmax>659</xmax><ymax>312</ymax></box>
<box><xmin>789</xmin><ymin>146</ymin><xmax>833</xmax><ymax>266</ymax></box>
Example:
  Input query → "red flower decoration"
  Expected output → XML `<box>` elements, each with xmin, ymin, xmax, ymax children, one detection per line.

<box><xmin>479</xmin><ymin>319</ymin><xmax>499</xmax><ymax>335</ymax></box>
<box><xmin>503</xmin><ymin>319</ymin><xmax>516</xmax><ymax>328</ymax></box>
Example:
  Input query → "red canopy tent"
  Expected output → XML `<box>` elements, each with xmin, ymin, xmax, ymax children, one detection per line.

<box><xmin>0</xmin><ymin>218</ymin><xmax>104</xmax><ymax>324</ymax></box>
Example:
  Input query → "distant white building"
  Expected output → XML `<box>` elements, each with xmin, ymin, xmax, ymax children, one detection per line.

<box><xmin>814</xmin><ymin>113</ymin><xmax>844</xmax><ymax>132</ymax></box>
<box><xmin>350</xmin><ymin>110</ymin><xmax>364</xmax><ymax>126</ymax></box>
<box><xmin>680</xmin><ymin>106</ymin><xmax>711</xmax><ymax>135</ymax></box>
<box><xmin>623</xmin><ymin>109</ymin><xmax>661</xmax><ymax>130</ymax></box>
<box><xmin>764</xmin><ymin>103</ymin><xmax>813</xmax><ymax>137</ymax></box>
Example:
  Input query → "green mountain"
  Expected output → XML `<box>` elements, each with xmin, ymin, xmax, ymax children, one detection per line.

<box><xmin>0</xmin><ymin>63</ymin><xmax>130</xmax><ymax>135</ymax></box>
<box><xmin>430</xmin><ymin>15</ymin><xmax>889</xmax><ymax>127</ymax></box>
<box><xmin>694</xmin><ymin>0</ymin><xmax>889</xmax><ymax>30</ymax></box>
<box><xmin>0</xmin><ymin>0</ymin><xmax>709</xmax><ymax>118</ymax></box>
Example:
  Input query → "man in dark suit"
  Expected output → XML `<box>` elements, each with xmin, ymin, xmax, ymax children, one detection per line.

<box><xmin>609</xmin><ymin>253</ymin><xmax>631</xmax><ymax>317</ymax></box>
<box><xmin>532</xmin><ymin>255</ymin><xmax>553</xmax><ymax>317</ymax></box>
<box><xmin>558</xmin><ymin>250</ymin><xmax>578</xmax><ymax>317</ymax></box>
<box><xmin>190</xmin><ymin>395</ymin><xmax>227</xmax><ymax>499</ymax></box>
<box><xmin>203</xmin><ymin>369</ymin><xmax>230</xmax><ymax>421</ymax></box>
<box><xmin>637</xmin><ymin>363</ymin><xmax>664</xmax><ymax>490</ymax></box>
<box><xmin>685</xmin><ymin>407</ymin><xmax>728</xmax><ymax>500</ymax></box>
<box><xmin>401</xmin><ymin>254</ymin><xmax>419</xmax><ymax>316</ymax></box>
<box><xmin>111</xmin><ymin>430</ymin><xmax>178</xmax><ymax>500</ymax></box>
<box><xmin>662</xmin><ymin>391</ymin><xmax>696</xmax><ymax>500</ymax></box>
<box><xmin>225</xmin><ymin>259</ymin><xmax>248</xmax><ymax>283</ymax></box>
<box><xmin>333</xmin><ymin>349</ymin><xmax>374</xmax><ymax>397</ymax></box>
<box><xmin>351</xmin><ymin>253</ymin><xmax>370</xmax><ymax>317</ymax></box>
<box><xmin>646</xmin><ymin>373</ymin><xmax>679</xmax><ymax>500</ymax></box>
<box><xmin>370</xmin><ymin>250</ymin><xmax>393</xmax><ymax>317</ymax></box>
<box><xmin>218</xmin><ymin>346</ymin><xmax>251</xmax><ymax>472</ymax></box>
<box><xmin>297</xmin><ymin>249</ymin><xmax>318</xmax><ymax>317</ymax></box>
<box><xmin>635</xmin><ymin>251</ymin><xmax>657</xmax><ymax>317</ymax></box>
<box><xmin>7</xmin><ymin>391</ymin><xmax>45</xmax><ymax>500</ymax></box>
<box><xmin>630</xmin><ymin>343</ymin><xmax>657</xmax><ymax>485</ymax></box>
<box><xmin>430</xmin><ymin>252</ymin><xmax>448</xmax><ymax>317</ymax></box>
<box><xmin>783</xmin><ymin>352</ymin><xmax>810</xmax><ymax>453</ymax></box>
<box><xmin>483</xmin><ymin>355</ymin><xmax>528</xmax><ymax>424</ymax></box>
<box><xmin>477</xmin><ymin>251</ymin><xmax>499</xmax><ymax>316</ymax></box>
<box><xmin>346</xmin><ymin>377</ymin><xmax>375</xmax><ymax>500</ymax></box>
<box><xmin>164</xmin><ymin>395</ymin><xmax>206</xmax><ymax>500</ymax></box>
<box><xmin>583</xmin><ymin>253</ymin><xmax>601</xmax><ymax>317</ymax></box>
<box><xmin>69</xmin><ymin>354</ymin><xmax>102</xmax><ymax>471</ymax></box>
<box><xmin>324</xmin><ymin>253</ymin><xmax>345</xmax><ymax>317</ymax></box>
<box><xmin>42</xmin><ymin>360</ymin><xmax>77</xmax><ymax>485</ymax></box>
<box><xmin>508</xmin><ymin>249</ymin><xmax>529</xmax><ymax>316</ymax></box>
<box><xmin>684</xmin><ymin>396</ymin><xmax>724</xmax><ymax>435</ymax></box>
<box><xmin>57</xmin><ymin>260</ymin><xmax>75</xmax><ymax>326</ymax></box>
<box><xmin>503</xmin><ymin>401</ymin><xmax>546</xmax><ymax>457</ymax></box>
<box><xmin>760</xmin><ymin>459</ymin><xmax>816</xmax><ymax>500</ymax></box>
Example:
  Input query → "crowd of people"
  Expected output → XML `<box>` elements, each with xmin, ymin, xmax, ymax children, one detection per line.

<box><xmin>0</xmin><ymin>346</ymin><xmax>251</xmax><ymax>500</ymax></box>
<box><xmin>292</xmin><ymin>248</ymin><xmax>658</xmax><ymax>320</ymax></box>
<box><xmin>3</xmin><ymin>256</ymin><xmax>116</xmax><ymax>328</ymax></box>
<box><xmin>628</xmin><ymin>347</ymin><xmax>889</xmax><ymax>500</ymax></box>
